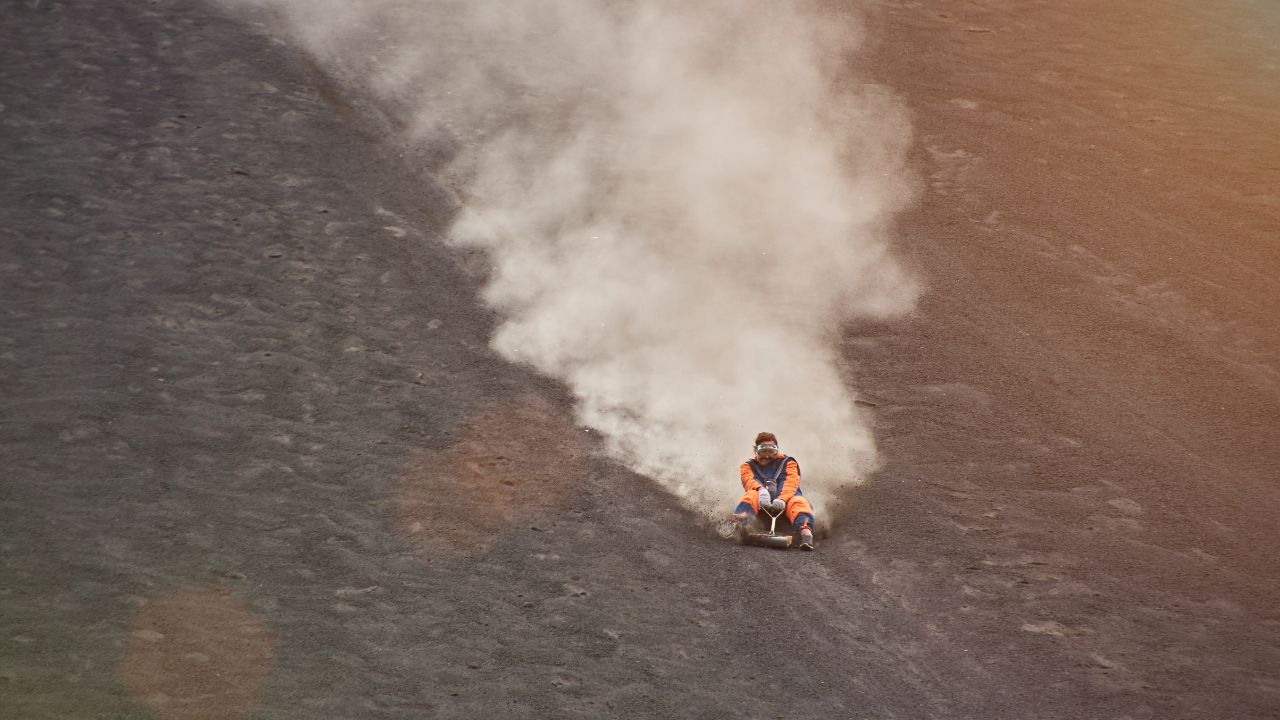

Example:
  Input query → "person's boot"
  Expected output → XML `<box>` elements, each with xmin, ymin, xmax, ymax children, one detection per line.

<box><xmin>799</xmin><ymin>524</ymin><xmax>815</xmax><ymax>550</ymax></box>
<box><xmin>731</xmin><ymin>512</ymin><xmax>755</xmax><ymax>540</ymax></box>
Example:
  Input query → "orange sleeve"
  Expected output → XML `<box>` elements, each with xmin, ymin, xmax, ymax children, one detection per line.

<box><xmin>778</xmin><ymin>459</ymin><xmax>801</xmax><ymax>501</ymax></box>
<box><xmin>740</xmin><ymin>462</ymin><xmax>761</xmax><ymax>491</ymax></box>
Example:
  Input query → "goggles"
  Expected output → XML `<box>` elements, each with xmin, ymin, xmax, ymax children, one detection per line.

<box><xmin>755</xmin><ymin>444</ymin><xmax>779</xmax><ymax>452</ymax></box>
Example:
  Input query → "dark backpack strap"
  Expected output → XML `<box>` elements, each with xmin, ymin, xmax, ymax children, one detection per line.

<box><xmin>768</xmin><ymin>457</ymin><xmax>789</xmax><ymax>484</ymax></box>
<box><xmin>750</xmin><ymin>456</ymin><xmax>794</xmax><ymax>496</ymax></box>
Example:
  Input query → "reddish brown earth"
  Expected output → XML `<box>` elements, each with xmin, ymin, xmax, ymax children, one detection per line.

<box><xmin>2</xmin><ymin>1</ymin><xmax>1277</xmax><ymax>719</ymax></box>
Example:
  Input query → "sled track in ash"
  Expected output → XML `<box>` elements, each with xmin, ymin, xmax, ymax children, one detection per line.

<box><xmin>3</xmin><ymin>1</ymin><xmax>1278</xmax><ymax>718</ymax></box>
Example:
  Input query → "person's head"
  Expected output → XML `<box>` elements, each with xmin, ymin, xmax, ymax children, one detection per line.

<box><xmin>753</xmin><ymin>431</ymin><xmax>779</xmax><ymax>461</ymax></box>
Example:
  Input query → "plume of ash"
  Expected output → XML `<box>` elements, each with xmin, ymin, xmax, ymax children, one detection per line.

<box><xmin>232</xmin><ymin>0</ymin><xmax>919</xmax><ymax>514</ymax></box>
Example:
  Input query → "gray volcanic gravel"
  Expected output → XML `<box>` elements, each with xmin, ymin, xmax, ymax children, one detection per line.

<box><xmin>3</xmin><ymin>1</ymin><xmax>1278</xmax><ymax>719</ymax></box>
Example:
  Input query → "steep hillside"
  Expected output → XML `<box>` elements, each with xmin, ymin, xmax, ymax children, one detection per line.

<box><xmin>2</xmin><ymin>1</ymin><xmax>1276</xmax><ymax>718</ymax></box>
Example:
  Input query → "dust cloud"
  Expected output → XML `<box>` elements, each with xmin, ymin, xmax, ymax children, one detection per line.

<box><xmin>231</xmin><ymin>0</ymin><xmax>919</xmax><ymax>514</ymax></box>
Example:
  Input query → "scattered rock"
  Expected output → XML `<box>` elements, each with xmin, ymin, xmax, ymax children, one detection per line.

<box><xmin>1021</xmin><ymin>621</ymin><xmax>1069</xmax><ymax>637</ymax></box>
<box><xmin>1107</xmin><ymin>498</ymin><xmax>1144</xmax><ymax>515</ymax></box>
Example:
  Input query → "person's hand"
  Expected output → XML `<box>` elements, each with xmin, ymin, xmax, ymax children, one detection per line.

<box><xmin>768</xmin><ymin>498</ymin><xmax>787</xmax><ymax>514</ymax></box>
<box><xmin>757</xmin><ymin>487</ymin><xmax>772</xmax><ymax>509</ymax></box>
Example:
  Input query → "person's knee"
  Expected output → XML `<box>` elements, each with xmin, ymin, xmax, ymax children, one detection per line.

<box><xmin>785</xmin><ymin>498</ymin><xmax>813</xmax><ymax>518</ymax></box>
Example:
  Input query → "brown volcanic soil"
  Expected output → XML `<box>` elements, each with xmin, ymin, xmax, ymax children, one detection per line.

<box><xmin>2</xmin><ymin>1</ymin><xmax>1277</xmax><ymax>719</ymax></box>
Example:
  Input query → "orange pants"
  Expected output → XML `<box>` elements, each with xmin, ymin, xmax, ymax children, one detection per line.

<box><xmin>735</xmin><ymin>489</ymin><xmax>815</xmax><ymax>528</ymax></box>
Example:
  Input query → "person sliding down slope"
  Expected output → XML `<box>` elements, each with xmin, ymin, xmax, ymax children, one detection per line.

<box><xmin>732</xmin><ymin>431</ymin><xmax>816</xmax><ymax>550</ymax></box>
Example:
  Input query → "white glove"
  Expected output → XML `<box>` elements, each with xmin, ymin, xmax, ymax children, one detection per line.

<box><xmin>757</xmin><ymin>487</ymin><xmax>772</xmax><ymax>509</ymax></box>
<box><xmin>768</xmin><ymin>498</ymin><xmax>787</xmax><ymax>514</ymax></box>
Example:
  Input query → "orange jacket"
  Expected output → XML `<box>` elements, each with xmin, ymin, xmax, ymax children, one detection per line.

<box><xmin>739</xmin><ymin>455</ymin><xmax>802</xmax><ymax>502</ymax></box>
